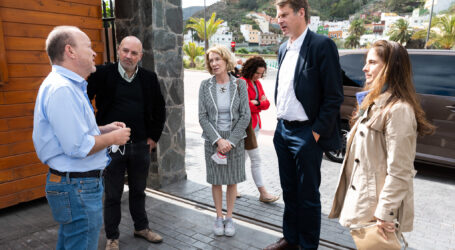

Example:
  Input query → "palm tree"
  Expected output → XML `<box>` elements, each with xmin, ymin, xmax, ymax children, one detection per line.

<box><xmin>186</xmin><ymin>13</ymin><xmax>224</xmax><ymax>49</ymax></box>
<box><xmin>388</xmin><ymin>18</ymin><xmax>413</xmax><ymax>46</ymax></box>
<box><xmin>345</xmin><ymin>35</ymin><xmax>360</xmax><ymax>49</ymax></box>
<box><xmin>183</xmin><ymin>42</ymin><xmax>205</xmax><ymax>68</ymax></box>
<box><xmin>413</xmin><ymin>15</ymin><xmax>455</xmax><ymax>49</ymax></box>
<box><xmin>349</xmin><ymin>19</ymin><xmax>366</xmax><ymax>37</ymax></box>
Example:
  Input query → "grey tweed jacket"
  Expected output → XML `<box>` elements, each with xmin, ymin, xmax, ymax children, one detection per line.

<box><xmin>198</xmin><ymin>74</ymin><xmax>251</xmax><ymax>146</ymax></box>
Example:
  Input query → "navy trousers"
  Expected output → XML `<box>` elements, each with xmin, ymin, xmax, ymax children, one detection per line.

<box><xmin>273</xmin><ymin>120</ymin><xmax>323</xmax><ymax>250</ymax></box>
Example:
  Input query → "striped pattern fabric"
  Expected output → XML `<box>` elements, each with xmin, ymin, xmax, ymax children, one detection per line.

<box><xmin>205</xmin><ymin>131</ymin><xmax>246</xmax><ymax>185</ymax></box>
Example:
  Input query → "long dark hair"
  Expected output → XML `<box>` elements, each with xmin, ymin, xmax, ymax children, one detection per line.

<box><xmin>351</xmin><ymin>40</ymin><xmax>435</xmax><ymax>136</ymax></box>
<box><xmin>241</xmin><ymin>56</ymin><xmax>267</xmax><ymax>80</ymax></box>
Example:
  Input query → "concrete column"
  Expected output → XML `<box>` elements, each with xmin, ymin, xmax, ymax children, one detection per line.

<box><xmin>115</xmin><ymin>0</ymin><xmax>186</xmax><ymax>188</ymax></box>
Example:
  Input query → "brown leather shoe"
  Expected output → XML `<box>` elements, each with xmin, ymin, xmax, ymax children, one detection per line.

<box><xmin>134</xmin><ymin>228</ymin><xmax>163</xmax><ymax>243</ymax></box>
<box><xmin>264</xmin><ymin>237</ymin><xmax>300</xmax><ymax>250</ymax></box>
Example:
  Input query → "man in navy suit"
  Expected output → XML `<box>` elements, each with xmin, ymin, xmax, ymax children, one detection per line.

<box><xmin>265</xmin><ymin>1</ymin><xmax>343</xmax><ymax>249</ymax></box>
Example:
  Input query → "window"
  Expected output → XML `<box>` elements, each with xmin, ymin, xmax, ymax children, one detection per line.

<box><xmin>340</xmin><ymin>53</ymin><xmax>455</xmax><ymax>96</ymax></box>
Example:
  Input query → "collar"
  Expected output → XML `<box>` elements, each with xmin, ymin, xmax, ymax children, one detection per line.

<box><xmin>373</xmin><ymin>92</ymin><xmax>392</xmax><ymax>107</ymax></box>
<box><xmin>118</xmin><ymin>62</ymin><xmax>138</xmax><ymax>82</ymax></box>
<box><xmin>209</xmin><ymin>73</ymin><xmax>237</xmax><ymax>85</ymax></box>
<box><xmin>52</xmin><ymin>65</ymin><xmax>86</xmax><ymax>87</ymax></box>
<box><xmin>286</xmin><ymin>26</ymin><xmax>309</xmax><ymax>51</ymax></box>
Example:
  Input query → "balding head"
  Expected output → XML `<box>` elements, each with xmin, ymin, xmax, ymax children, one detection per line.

<box><xmin>118</xmin><ymin>36</ymin><xmax>143</xmax><ymax>74</ymax></box>
<box><xmin>46</xmin><ymin>26</ymin><xmax>82</xmax><ymax>64</ymax></box>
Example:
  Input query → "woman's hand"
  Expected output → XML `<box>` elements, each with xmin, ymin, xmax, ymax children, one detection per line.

<box><xmin>216</xmin><ymin>139</ymin><xmax>232</xmax><ymax>154</ymax></box>
<box><xmin>250</xmin><ymin>100</ymin><xmax>259</xmax><ymax>105</ymax></box>
<box><xmin>260</xmin><ymin>95</ymin><xmax>267</xmax><ymax>101</ymax></box>
<box><xmin>376</xmin><ymin>219</ymin><xmax>396</xmax><ymax>240</ymax></box>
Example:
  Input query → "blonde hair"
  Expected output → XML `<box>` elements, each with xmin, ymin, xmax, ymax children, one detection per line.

<box><xmin>205</xmin><ymin>45</ymin><xmax>235</xmax><ymax>75</ymax></box>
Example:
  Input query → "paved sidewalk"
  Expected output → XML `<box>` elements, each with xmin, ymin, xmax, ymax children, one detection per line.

<box><xmin>0</xmin><ymin>188</ymin><xmax>285</xmax><ymax>250</ymax></box>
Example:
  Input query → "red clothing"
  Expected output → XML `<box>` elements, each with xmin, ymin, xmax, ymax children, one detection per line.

<box><xmin>241</xmin><ymin>77</ymin><xmax>270</xmax><ymax>129</ymax></box>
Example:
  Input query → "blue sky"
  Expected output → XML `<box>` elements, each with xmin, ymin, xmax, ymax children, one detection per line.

<box><xmin>182</xmin><ymin>0</ymin><xmax>220</xmax><ymax>8</ymax></box>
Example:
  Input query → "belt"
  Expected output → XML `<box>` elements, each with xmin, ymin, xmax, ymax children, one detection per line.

<box><xmin>125</xmin><ymin>139</ymin><xmax>147</xmax><ymax>145</ymax></box>
<box><xmin>49</xmin><ymin>168</ymin><xmax>104</xmax><ymax>178</ymax></box>
<box><xmin>279</xmin><ymin>119</ymin><xmax>311</xmax><ymax>127</ymax></box>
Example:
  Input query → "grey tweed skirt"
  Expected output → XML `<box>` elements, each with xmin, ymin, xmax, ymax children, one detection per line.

<box><xmin>204</xmin><ymin>130</ymin><xmax>246</xmax><ymax>185</ymax></box>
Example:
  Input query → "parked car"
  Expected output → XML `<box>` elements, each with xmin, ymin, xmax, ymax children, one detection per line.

<box><xmin>325</xmin><ymin>49</ymin><xmax>455</xmax><ymax>169</ymax></box>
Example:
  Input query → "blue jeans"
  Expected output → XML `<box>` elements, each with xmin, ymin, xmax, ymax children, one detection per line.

<box><xmin>45</xmin><ymin>172</ymin><xmax>104</xmax><ymax>250</ymax></box>
<box><xmin>273</xmin><ymin>120</ymin><xmax>323</xmax><ymax>250</ymax></box>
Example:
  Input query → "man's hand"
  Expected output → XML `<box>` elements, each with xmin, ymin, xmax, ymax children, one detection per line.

<box><xmin>110</xmin><ymin>127</ymin><xmax>131</xmax><ymax>145</ymax></box>
<box><xmin>376</xmin><ymin>219</ymin><xmax>395</xmax><ymax>240</ymax></box>
<box><xmin>216</xmin><ymin>139</ymin><xmax>232</xmax><ymax>154</ymax></box>
<box><xmin>100</xmin><ymin>121</ymin><xmax>126</xmax><ymax>134</ymax></box>
<box><xmin>312</xmin><ymin>131</ymin><xmax>320</xmax><ymax>142</ymax></box>
<box><xmin>147</xmin><ymin>138</ymin><xmax>157</xmax><ymax>153</ymax></box>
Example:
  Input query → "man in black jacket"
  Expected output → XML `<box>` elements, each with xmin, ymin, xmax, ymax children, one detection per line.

<box><xmin>265</xmin><ymin>0</ymin><xmax>343</xmax><ymax>250</ymax></box>
<box><xmin>87</xmin><ymin>36</ymin><xmax>165</xmax><ymax>250</ymax></box>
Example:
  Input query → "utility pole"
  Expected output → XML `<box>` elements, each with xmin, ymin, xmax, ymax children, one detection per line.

<box><xmin>425</xmin><ymin>0</ymin><xmax>435</xmax><ymax>49</ymax></box>
<box><xmin>204</xmin><ymin>0</ymin><xmax>208</xmax><ymax>52</ymax></box>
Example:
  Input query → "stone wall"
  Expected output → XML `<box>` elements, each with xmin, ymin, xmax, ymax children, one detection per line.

<box><xmin>115</xmin><ymin>0</ymin><xmax>186</xmax><ymax>188</ymax></box>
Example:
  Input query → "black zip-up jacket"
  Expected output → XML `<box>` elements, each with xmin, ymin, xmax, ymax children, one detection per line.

<box><xmin>87</xmin><ymin>62</ymin><xmax>166</xmax><ymax>142</ymax></box>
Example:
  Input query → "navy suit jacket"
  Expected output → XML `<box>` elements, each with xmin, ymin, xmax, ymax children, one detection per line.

<box><xmin>275</xmin><ymin>30</ymin><xmax>344</xmax><ymax>151</ymax></box>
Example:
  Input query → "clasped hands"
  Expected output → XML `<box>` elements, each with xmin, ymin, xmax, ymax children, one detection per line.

<box><xmin>216</xmin><ymin>139</ymin><xmax>232</xmax><ymax>155</ymax></box>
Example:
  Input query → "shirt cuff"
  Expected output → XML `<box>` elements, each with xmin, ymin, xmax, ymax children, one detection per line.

<box><xmin>227</xmin><ymin>139</ymin><xmax>236</xmax><ymax>147</ymax></box>
<box><xmin>74</xmin><ymin>135</ymin><xmax>95</xmax><ymax>158</ymax></box>
<box><xmin>374</xmin><ymin>206</ymin><xmax>397</xmax><ymax>222</ymax></box>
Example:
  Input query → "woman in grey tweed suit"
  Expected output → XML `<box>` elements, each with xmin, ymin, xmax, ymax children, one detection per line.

<box><xmin>198</xmin><ymin>45</ymin><xmax>250</xmax><ymax>236</ymax></box>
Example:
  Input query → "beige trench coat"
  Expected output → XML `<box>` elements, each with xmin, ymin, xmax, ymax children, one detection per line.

<box><xmin>328</xmin><ymin>92</ymin><xmax>418</xmax><ymax>233</ymax></box>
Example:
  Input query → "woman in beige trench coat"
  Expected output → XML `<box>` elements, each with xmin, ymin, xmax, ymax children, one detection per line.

<box><xmin>328</xmin><ymin>40</ymin><xmax>435</xmax><ymax>242</ymax></box>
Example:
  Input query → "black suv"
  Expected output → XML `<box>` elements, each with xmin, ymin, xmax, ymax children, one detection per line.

<box><xmin>325</xmin><ymin>49</ymin><xmax>455</xmax><ymax>168</ymax></box>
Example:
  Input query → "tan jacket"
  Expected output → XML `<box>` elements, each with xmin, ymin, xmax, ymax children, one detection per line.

<box><xmin>328</xmin><ymin>92</ymin><xmax>417</xmax><ymax>233</ymax></box>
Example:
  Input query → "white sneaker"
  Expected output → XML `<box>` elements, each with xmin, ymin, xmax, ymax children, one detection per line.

<box><xmin>224</xmin><ymin>218</ymin><xmax>235</xmax><ymax>236</ymax></box>
<box><xmin>213</xmin><ymin>217</ymin><xmax>224</xmax><ymax>236</ymax></box>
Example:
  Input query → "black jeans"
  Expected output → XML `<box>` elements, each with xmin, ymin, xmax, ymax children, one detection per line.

<box><xmin>103</xmin><ymin>141</ymin><xmax>150</xmax><ymax>239</ymax></box>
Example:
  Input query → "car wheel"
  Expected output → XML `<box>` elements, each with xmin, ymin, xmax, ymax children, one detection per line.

<box><xmin>325</xmin><ymin>125</ymin><xmax>349</xmax><ymax>163</ymax></box>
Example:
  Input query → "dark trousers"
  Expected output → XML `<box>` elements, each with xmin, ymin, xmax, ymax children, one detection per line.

<box><xmin>104</xmin><ymin>141</ymin><xmax>151</xmax><ymax>239</ymax></box>
<box><xmin>273</xmin><ymin>120</ymin><xmax>323</xmax><ymax>250</ymax></box>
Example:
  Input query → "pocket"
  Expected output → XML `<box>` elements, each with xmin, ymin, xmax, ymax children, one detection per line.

<box><xmin>46</xmin><ymin>190</ymin><xmax>72</xmax><ymax>224</ymax></box>
<box><xmin>78</xmin><ymin>179</ymin><xmax>101</xmax><ymax>194</ymax></box>
<box><xmin>78</xmin><ymin>179</ymin><xmax>103</xmax><ymax>201</ymax></box>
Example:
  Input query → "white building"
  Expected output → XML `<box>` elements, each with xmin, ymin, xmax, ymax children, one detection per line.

<box><xmin>184</xmin><ymin>22</ymin><xmax>233</xmax><ymax>49</ymax></box>
<box><xmin>210</xmin><ymin>22</ymin><xmax>233</xmax><ymax>48</ymax></box>
<box><xmin>246</xmin><ymin>12</ymin><xmax>270</xmax><ymax>33</ymax></box>
<box><xmin>240</xmin><ymin>24</ymin><xmax>261</xmax><ymax>44</ymax></box>
<box><xmin>308</xmin><ymin>16</ymin><xmax>320</xmax><ymax>32</ymax></box>
<box><xmin>381</xmin><ymin>12</ymin><xmax>404</xmax><ymax>35</ymax></box>
<box><xmin>425</xmin><ymin>0</ymin><xmax>455</xmax><ymax>14</ymax></box>
<box><xmin>409</xmin><ymin>8</ymin><xmax>430</xmax><ymax>29</ymax></box>
<box><xmin>360</xmin><ymin>34</ymin><xmax>383</xmax><ymax>47</ymax></box>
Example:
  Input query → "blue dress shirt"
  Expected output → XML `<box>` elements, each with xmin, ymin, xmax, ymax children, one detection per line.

<box><xmin>33</xmin><ymin>65</ymin><xmax>110</xmax><ymax>172</ymax></box>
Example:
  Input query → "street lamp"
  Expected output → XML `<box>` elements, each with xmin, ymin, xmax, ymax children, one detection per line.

<box><xmin>204</xmin><ymin>0</ymin><xmax>208</xmax><ymax>52</ymax></box>
<box><xmin>425</xmin><ymin>0</ymin><xmax>435</xmax><ymax>49</ymax></box>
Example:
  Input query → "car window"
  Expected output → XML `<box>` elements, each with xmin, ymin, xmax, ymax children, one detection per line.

<box><xmin>410</xmin><ymin>54</ymin><xmax>455</xmax><ymax>97</ymax></box>
<box><xmin>340</xmin><ymin>54</ymin><xmax>365</xmax><ymax>87</ymax></box>
<box><xmin>340</xmin><ymin>53</ymin><xmax>455</xmax><ymax>97</ymax></box>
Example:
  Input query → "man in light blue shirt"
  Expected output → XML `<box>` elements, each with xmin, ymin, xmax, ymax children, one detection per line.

<box><xmin>33</xmin><ymin>26</ymin><xmax>131</xmax><ymax>250</ymax></box>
